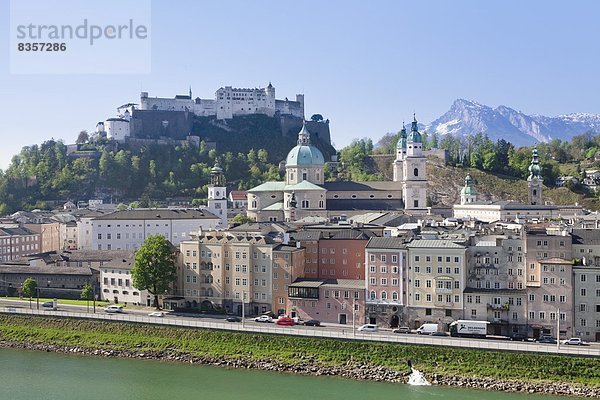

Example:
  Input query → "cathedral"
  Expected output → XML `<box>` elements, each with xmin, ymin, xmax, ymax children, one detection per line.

<box><xmin>246</xmin><ymin>116</ymin><xmax>429</xmax><ymax>222</ymax></box>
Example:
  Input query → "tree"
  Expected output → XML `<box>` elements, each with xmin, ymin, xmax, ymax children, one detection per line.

<box><xmin>22</xmin><ymin>277</ymin><xmax>37</xmax><ymax>309</ymax></box>
<box><xmin>232</xmin><ymin>213</ymin><xmax>255</xmax><ymax>226</ymax></box>
<box><xmin>80</xmin><ymin>283</ymin><xmax>94</xmax><ymax>312</ymax></box>
<box><xmin>310</xmin><ymin>114</ymin><xmax>324</xmax><ymax>122</ymax></box>
<box><xmin>132</xmin><ymin>235</ymin><xmax>177</xmax><ymax>309</ymax></box>
<box><xmin>76</xmin><ymin>130</ymin><xmax>89</xmax><ymax>144</ymax></box>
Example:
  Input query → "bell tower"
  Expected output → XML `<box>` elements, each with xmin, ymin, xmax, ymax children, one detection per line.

<box><xmin>207</xmin><ymin>159</ymin><xmax>227</xmax><ymax>227</ymax></box>
<box><xmin>527</xmin><ymin>147</ymin><xmax>543</xmax><ymax>205</ymax></box>
<box><xmin>402</xmin><ymin>115</ymin><xmax>427</xmax><ymax>211</ymax></box>
<box><xmin>393</xmin><ymin>123</ymin><xmax>407</xmax><ymax>182</ymax></box>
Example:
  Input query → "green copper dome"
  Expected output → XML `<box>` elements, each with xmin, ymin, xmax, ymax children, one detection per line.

<box><xmin>396</xmin><ymin>124</ymin><xmax>407</xmax><ymax>149</ymax></box>
<box><xmin>285</xmin><ymin>123</ymin><xmax>325</xmax><ymax>167</ymax></box>
<box><xmin>460</xmin><ymin>174</ymin><xmax>478</xmax><ymax>195</ymax></box>
<box><xmin>407</xmin><ymin>114</ymin><xmax>422</xmax><ymax>143</ymax></box>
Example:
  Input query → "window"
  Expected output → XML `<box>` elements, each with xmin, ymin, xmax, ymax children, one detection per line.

<box><xmin>413</xmin><ymin>168</ymin><xmax>419</xmax><ymax>177</ymax></box>
<box><xmin>414</xmin><ymin>255</ymin><xmax>420</xmax><ymax>262</ymax></box>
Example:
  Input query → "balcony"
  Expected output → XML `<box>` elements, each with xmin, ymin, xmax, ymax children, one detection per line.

<box><xmin>487</xmin><ymin>303</ymin><xmax>509</xmax><ymax>311</ymax></box>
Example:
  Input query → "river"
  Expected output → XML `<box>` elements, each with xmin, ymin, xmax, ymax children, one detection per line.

<box><xmin>0</xmin><ymin>348</ymin><xmax>575</xmax><ymax>400</ymax></box>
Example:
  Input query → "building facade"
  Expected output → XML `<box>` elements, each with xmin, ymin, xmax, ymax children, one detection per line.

<box><xmin>90</xmin><ymin>209</ymin><xmax>220</xmax><ymax>251</ymax></box>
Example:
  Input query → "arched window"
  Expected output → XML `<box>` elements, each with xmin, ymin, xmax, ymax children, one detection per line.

<box><xmin>392</xmin><ymin>292</ymin><xmax>398</xmax><ymax>301</ymax></box>
<box><xmin>290</xmin><ymin>172</ymin><xmax>294</xmax><ymax>181</ymax></box>
<box><xmin>251</xmin><ymin>201</ymin><xmax>257</xmax><ymax>208</ymax></box>
<box><xmin>381</xmin><ymin>291</ymin><xmax>387</xmax><ymax>300</ymax></box>
<box><xmin>301</xmin><ymin>200</ymin><xmax>309</xmax><ymax>208</ymax></box>
<box><xmin>318</xmin><ymin>200</ymin><xmax>324</xmax><ymax>208</ymax></box>
<box><xmin>414</xmin><ymin>168</ymin><xmax>419</xmax><ymax>177</ymax></box>
<box><xmin>370</xmin><ymin>291</ymin><xmax>376</xmax><ymax>300</ymax></box>
<box><xmin>533</xmin><ymin>189</ymin><xmax>537</xmax><ymax>196</ymax></box>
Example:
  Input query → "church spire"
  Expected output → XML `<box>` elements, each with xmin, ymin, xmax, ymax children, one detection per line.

<box><xmin>297</xmin><ymin>121</ymin><xmax>311</xmax><ymax>145</ymax></box>
<box><xmin>528</xmin><ymin>147</ymin><xmax>542</xmax><ymax>180</ymax></box>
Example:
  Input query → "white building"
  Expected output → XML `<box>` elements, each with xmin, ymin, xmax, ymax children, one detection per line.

<box><xmin>138</xmin><ymin>83</ymin><xmax>304</xmax><ymax>120</ymax></box>
<box><xmin>90</xmin><ymin>209</ymin><xmax>220</xmax><ymax>251</ymax></box>
<box><xmin>100</xmin><ymin>255</ymin><xmax>151</xmax><ymax>306</ymax></box>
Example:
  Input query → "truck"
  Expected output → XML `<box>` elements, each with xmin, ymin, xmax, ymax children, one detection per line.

<box><xmin>416</xmin><ymin>323</ymin><xmax>439</xmax><ymax>335</ymax></box>
<box><xmin>449</xmin><ymin>320</ymin><xmax>489</xmax><ymax>338</ymax></box>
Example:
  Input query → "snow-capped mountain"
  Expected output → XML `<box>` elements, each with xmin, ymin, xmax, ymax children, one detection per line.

<box><xmin>426</xmin><ymin>99</ymin><xmax>600</xmax><ymax>147</ymax></box>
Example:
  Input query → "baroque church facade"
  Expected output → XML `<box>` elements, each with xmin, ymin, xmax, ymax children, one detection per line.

<box><xmin>246</xmin><ymin>117</ymin><xmax>429</xmax><ymax>222</ymax></box>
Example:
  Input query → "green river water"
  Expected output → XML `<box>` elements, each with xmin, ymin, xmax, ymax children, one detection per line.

<box><xmin>0</xmin><ymin>348</ymin><xmax>574</xmax><ymax>400</ymax></box>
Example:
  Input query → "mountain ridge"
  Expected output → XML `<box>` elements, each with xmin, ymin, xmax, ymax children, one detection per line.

<box><xmin>426</xmin><ymin>99</ymin><xmax>600</xmax><ymax>146</ymax></box>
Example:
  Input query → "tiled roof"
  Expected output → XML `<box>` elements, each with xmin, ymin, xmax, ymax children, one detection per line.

<box><xmin>407</xmin><ymin>239</ymin><xmax>465</xmax><ymax>249</ymax></box>
<box><xmin>365</xmin><ymin>237</ymin><xmax>408</xmax><ymax>249</ymax></box>
<box><xmin>571</xmin><ymin>229</ymin><xmax>600</xmax><ymax>245</ymax></box>
<box><xmin>92</xmin><ymin>209</ymin><xmax>218</xmax><ymax>220</ymax></box>
<box><xmin>229</xmin><ymin>191</ymin><xmax>247</xmax><ymax>200</ymax></box>
<box><xmin>284</xmin><ymin>181</ymin><xmax>326</xmax><ymax>191</ymax></box>
<box><xmin>290</xmin><ymin>231</ymin><xmax>323</xmax><ymax>241</ymax></box>
<box><xmin>247</xmin><ymin>181</ymin><xmax>286</xmax><ymax>192</ymax></box>
<box><xmin>0</xmin><ymin>265</ymin><xmax>93</xmax><ymax>275</ymax></box>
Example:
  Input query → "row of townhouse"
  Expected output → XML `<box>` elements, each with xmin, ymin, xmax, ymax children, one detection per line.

<box><xmin>172</xmin><ymin>232</ymin><xmax>305</xmax><ymax>316</ymax></box>
<box><xmin>0</xmin><ymin>226</ymin><xmax>41</xmax><ymax>262</ymax></box>
<box><xmin>167</xmin><ymin>222</ymin><xmax>599</xmax><ymax>341</ymax></box>
<box><xmin>362</xmin><ymin>224</ymin><xmax>600</xmax><ymax>341</ymax></box>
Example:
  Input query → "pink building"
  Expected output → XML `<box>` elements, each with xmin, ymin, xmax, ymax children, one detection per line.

<box><xmin>364</xmin><ymin>237</ymin><xmax>410</xmax><ymax>327</ymax></box>
<box><xmin>287</xmin><ymin>278</ymin><xmax>365</xmax><ymax>325</ymax></box>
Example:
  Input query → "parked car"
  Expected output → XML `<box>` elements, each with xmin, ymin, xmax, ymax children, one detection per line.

<box><xmin>510</xmin><ymin>333</ymin><xmax>529</xmax><ymax>341</ymax></box>
<box><xmin>563</xmin><ymin>337</ymin><xmax>586</xmax><ymax>346</ymax></box>
<box><xmin>276</xmin><ymin>317</ymin><xmax>295</xmax><ymax>326</ymax></box>
<box><xmin>304</xmin><ymin>319</ymin><xmax>321</xmax><ymax>327</ymax></box>
<box><xmin>225</xmin><ymin>316</ymin><xmax>241</xmax><ymax>322</ymax></box>
<box><xmin>393</xmin><ymin>326</ymin><xmax>411</xmax><ymax>334</ymax></box>
<box><xmin>254</xmin><ymin>315</ymin><xmax>273</xmax><ymax>323</ymax></box>
<box><xmin>148</xmin><ymin>311</ymin><xmax>165</xmax><ymax>317</ymax></box>
<box><xmin>535</xmin><ymin>335</ymin><xmax>557</xmax><ymax>344</ymax></box>
<box><xmin>291</xmin><ymin>317</ymin><xmax>304</xmax><ymax>325</ymax></box>
<box><xmin>104</xmin><ymin>305</ymin><xmax>123</xmax><ymax>313</ymax></box>
<box><xmin>431</xmin><ymin>331</ymin><xmax>449</xmax><ymax>337</ymax></box>
<box><xmin>42</xmin><ymin>301</ymin><xmax>54</xmax><ymax>308</ymax></box>
<box><xmin>357</xmin><ymin>324</ymin><xmax>378</xmax><ymax>332</ymax></box>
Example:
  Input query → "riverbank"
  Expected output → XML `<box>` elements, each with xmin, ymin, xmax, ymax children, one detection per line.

<box><xmin>1</xmin><ymin>315</ymin><xmax>598</xmax><ymax>397</ymax></box>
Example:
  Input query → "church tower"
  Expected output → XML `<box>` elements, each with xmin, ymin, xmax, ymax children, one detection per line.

<box><xmin>527</xmin><ymin>147</ymin><xmax>543</xmax><ymax>205</ymax></box>
<box><xmin>207</xmin><ymin>159</ymin><xmax>227</xmax><ymax>227</ymax></box>
<box><xmin>460</xmin><ymin>173</ymin><xmax>478</xmax><ymax>205</ymax></box>
<box><xmin>402</xmin><ymin>115</ymin><xmax>428</xmax><ymax>211</ymax></box>
<box><xmin>393</xmin><ymin>123</ymin><xmax>407</xmax><ymax>182</ymax></box>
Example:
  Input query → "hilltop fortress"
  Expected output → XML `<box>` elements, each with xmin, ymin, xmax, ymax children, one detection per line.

<box><xmin>94</xmin><ymin>83</ymin><xmax>314</xmax><ymax>144</ymax></box>
<box><xmin>139</xmin><ymin>83</ymin><xmax>304</xmax><ymax>120</ymax></box>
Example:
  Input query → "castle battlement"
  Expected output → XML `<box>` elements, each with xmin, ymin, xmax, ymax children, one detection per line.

<box><xmin>139</xmin><ymin>83</ymin><xmax>304</xmax><ymax>120</ymax></box>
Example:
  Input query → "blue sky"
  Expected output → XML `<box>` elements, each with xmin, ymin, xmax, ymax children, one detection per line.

<box><xmin>1</xmin><ymin>0</ymin><xmax>599</xmax><ymax>168</ymax></box>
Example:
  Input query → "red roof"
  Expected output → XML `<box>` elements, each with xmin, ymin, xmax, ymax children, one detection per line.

<box><xmin>229</xmin><ymin>191</ymin><xmax>247</xmax><ymax>201</ymax></box>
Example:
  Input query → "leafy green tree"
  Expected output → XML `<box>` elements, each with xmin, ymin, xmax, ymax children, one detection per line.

<box><xmin>80</xmin><ymin>283</ymin><xmax>94</xmax><ymax>312</ymax></box>
<box><xmin>232</xmin><ymin>213</ymin><xmax>255</xmax><ymax>226</ymax></box>
<box><xmin>310</xmin><ymin>114</ymin><xmax>324</xmax><ymax>122</ymax></box>
<box><xmin>76</xmin><ymin>130</ymin><xmax>89</xmax><ymax>144</ymax></box>
<box><xmin>132</xmin><ymin>235</ymin><xmax>177</xmax><ymax>309</ymax></box>
<box><xmin>22</xmin><ymin>277</ymin><xmax>37</xmax><ymax>309</ymax></box>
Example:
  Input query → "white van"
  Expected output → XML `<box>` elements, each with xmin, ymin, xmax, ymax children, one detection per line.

<box><xmin>104</xmin><ymin>305</ymin><xmax>123</xmax><ymax>313</ymax></box>
<box><xmin>416</xmin><ymin>323</ymin><xmax>438</xmax><ymax>335</ymax></box>
<box><xmin>358</xmin><ymin>324</ymin><xmax>378</xmax><ymax>332</ymax></box>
